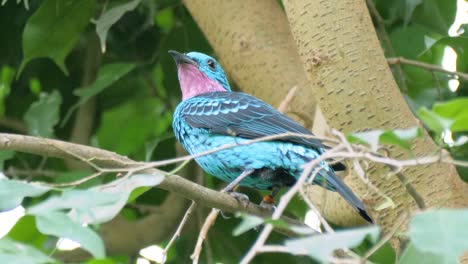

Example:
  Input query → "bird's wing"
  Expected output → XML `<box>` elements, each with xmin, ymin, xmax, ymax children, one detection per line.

<box><xmin>179</xmin><ymin>92</ymin><xmax>327</xmax><ymax>150</ymax></box>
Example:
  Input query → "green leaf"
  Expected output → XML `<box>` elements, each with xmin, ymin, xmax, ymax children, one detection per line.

<box><xmin>347</xmin><ymin>127</ymin><xmax>421</xmax><ymax>151</ymax></box>
<box><xmin>0</xmin><ymin>237</ymin><xmax>54</xmax><ymax>264</ymax></box>
<box><xmin>6</xmin><ymin>215</ymin><xmax>45</xmax><ymax>248</ymax></box>
<box><xmin>155</xmin><ymin>7</ymin><xmax>175</xmax><ymax>32</ymax></box>
<box><xmin>389</xmin><ymin>24</ymin><xmax>432</xmax><ymax>59</ymax></box>
<box><xmin>433</xmin><ymin>98</ymin><xmax>468</xmax><ymax>132</ymax></box>
<box><xmin>28</xmin><ymin>189</ymin><xmax>121</xmax><ymax>222</ymax></box>
<box><xmin>374</xmin><ymin>0</ymin><xmax>423</xmax><ymax>26</ymax></box>
<box><xmin>28</xmin><ymin>77</ymin><xmax>41</xmax><ymax>95</ymax></box>
<box><xmin>408</xmin><ymin>209</ymin><xmax>468</xmax><ymax>263</ymax></box>
<box><xmin>96</xmin><ymin>98</ymin><xmax>169</xmax><ymax>155</ymax></box>
<box><xmin>0</xmin><ymin>179</ymin><xmax>50</xmax><ymax>211</ymax></box>
<box><xmin>29</xmin><ymin>173</ymin><xmax>164</xmax><ymax>224</ymax></box>
<box><xmin>23</xmin><ymin>90</ymin><xmax>62</xmax><ymax>137</ymax></box>
<box><xmin>417</xmin><ymin>107</ymin><xmax>452</xmax><ymax>135</ymax></box>
<box><xmin>62</xmin><ymin>63</ymin><xmax>136</xmax><ymax>125</ymax></box>
<box><xmin>418</xmin><ymin>99</ymin><xmax>468</xmax><ymax>134</ymax></box>
<box><xmin>35</xmin><ymin>211</ymin><xmax>105</xmax><ymax>259</ymax></box>
<box><xmin>411</xmin><ymin>0</ymin><xmax>456</xmax><ymax>35</ymax></box>
<box><xmin>19</xmin><ymin>0</ymin><xmax>96</xmax><ymax>75</ymax></box>
<box><xmin>400</xmin><ymin>242</ymin><xmax>445</xmax><ymax>264</ymax></box>
<box><xmin>0</xmin><ymin>150</ymin><xmax>15</xmax><ymax>170</ymax></box>
<box><xmin>85</xmin><ymin>173</ymin><xmax>165</xmax><ymax>223</ymax></box>
<box><xmin>284</xmin><ymin>226</ymin><xmax>379</xmax><ymax>262</ymax></box>
<box><xmin>433</xmin><ymin>98</ymin><xmax>468</xmax><ymax>117</ymax></box>
<box><xmin>233</xmin><ymin>214</ymin><xmax>264</xmax><ymax>236</ymax></box>
<box><xmin>0</xmin><ymin>66</ymin><xmax>14</xmax><ymax>115</ymax></box>
<box><xmin>94</xmin><ymin>0</ymin><xmax>142</xmax><ymax>52</ymax></box>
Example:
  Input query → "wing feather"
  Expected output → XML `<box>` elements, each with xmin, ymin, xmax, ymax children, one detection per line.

<box><xmin>180</xmin><ymin>92</ymin><xmax>326</xmax><ymax>150</ymax></box>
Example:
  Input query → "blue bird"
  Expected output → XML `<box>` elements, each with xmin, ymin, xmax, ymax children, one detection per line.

<box><xmin>169</xmin><ymin>50</ymin><xmax>372</xmax><ymax>223</ymax></box>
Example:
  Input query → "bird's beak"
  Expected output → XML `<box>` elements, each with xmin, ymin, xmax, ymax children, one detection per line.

<box><xmin>168</xmin><ymin>50</ymin><xmax>198</xmax><ymax>66</ymax></box>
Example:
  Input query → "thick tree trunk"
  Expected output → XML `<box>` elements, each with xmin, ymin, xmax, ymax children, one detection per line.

<box><xmin>282</xmin><ymin>0</ymin><xmax>468</xmax><ymax>228</ymax></box>
<box><xmin>185</xmin><ymin>0</ymin><xmax>468</xmax><ymax>231</ymax></box>
<box><xmin>184</xmin><ymin>0</ymin><xmax>317</xmax><ymax>128</ymax></box>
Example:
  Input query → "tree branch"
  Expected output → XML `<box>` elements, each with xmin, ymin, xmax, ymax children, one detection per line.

<box><xmin>387</xmin><ymin>57</ymin><xmax>468</xmax><ymax>81</ymax></box>
<box><xmin>0</xmin><ymin>133</ymin><xmax>303</xmax><ymax>225</ymax></box>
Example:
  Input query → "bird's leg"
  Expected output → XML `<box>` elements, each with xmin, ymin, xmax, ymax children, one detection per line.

<box><xmin>259</xmin><ymin>185</ymin><xmax>281</xmax><ymax>211</ymax></box>
<box><xmin>222</xmin><ymin>169</ymin><xmax>254</xmax><ymax>192</ymax></box>
<box><xmin>222</xmin><ymin>169</ymin><xmax>254</xmax><ymax>204</ymax></box>
<box><xmin>219</xmin><ymin>169</ymin><xmax>254</xmax><ymax>219</ymax></box>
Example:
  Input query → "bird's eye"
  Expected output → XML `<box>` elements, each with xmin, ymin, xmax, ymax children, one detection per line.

<box><xmin>207</xmin><ymin>59</ymin><xmax>216</xmax><ymax>70</ymax></box>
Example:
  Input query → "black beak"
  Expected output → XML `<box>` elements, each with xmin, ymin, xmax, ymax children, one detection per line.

<box><xmin>168</xmin><ymin>50</ymin><xmax>198</xmax><ymax>66</ymax></box>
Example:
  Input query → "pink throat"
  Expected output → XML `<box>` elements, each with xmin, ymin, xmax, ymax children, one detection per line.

<box><xmin>177</xmin><ymin>64</ymin><xmax>226</xmax><ymax>100</ymax></box>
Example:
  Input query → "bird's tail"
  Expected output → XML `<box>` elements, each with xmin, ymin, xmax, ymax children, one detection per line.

<box><xmin>317</xmin><ymin>170</ymin><xmax>373</xmax><ymax>223</ymax></box>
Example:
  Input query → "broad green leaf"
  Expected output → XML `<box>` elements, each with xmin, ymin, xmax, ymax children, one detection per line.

<box><xmin>62</xmin><ymin>63</ymin><xmax>136</xmax><ymax>125</ymax></box>
<box><xmin>28</xmin><ymin>77</ymin><xmax>41</xmax><ymax>95</ymax></box>
<box><xmin>400</xmin><ymin>242</ymin><xmax>445</xmax><ymax>264</ymax></box>
<box><xmin>418</xmin><ymin>99</ymin><xmax>468</xmax><ymax>134</ymax></box>
<box><xmin>389</xmin><ymin>25</ymin><xmax>432</xmax><ymax>59</ymax></box>
<box><xmin>155</xmin><ymin>7</ymin><xmax>175</xmax><ymax>32</ymax></box>
<box><xmin>18</xmin><ymin>0</ymin><xmax>96</xmax><ymax>75</ymax></box>
<box><xmin>411</xmin><ymin>0</ymin><xmax>456</xmax><ymax>35</ymax></box>
<box><xmin>408</xmin><ymin>209</ymin><xmax>468</xmax><ymax>263</ymax></box>
<box><xmin>374</xmin><ymin>0</ymin><xmax>423</xmax><ymax>26</ymax></box>
<box><xmin>28</xmin><ymin>189</ymin><xmax>120</xmax><ymax>220</ymax></box>
<box><xmin>35</xmin><ymin>211</ymin><xmax>105</xmax><ymax>258</ymax></box>
<box><xmin>0</xmin><ymin>150</ymin><xmax>14</xmax><ymax>170</ymax></box>
<box><xmin>94</xmin><ymin>0</ymin><xmax>142</xmax><ymax>52</ymax></box>
<box><xmin>0</xmin><ymin>237</ymin><xmax>54</xmax><ymax>264</ymax></box>
<box><xmin>347</xmin><ymin>127</ymin><xmax>421</xmax><ymax>151</ymax></box>
<box><xmin>23</xmin><ymin>90</ymin><xmax>62</xmax><ymax>137</ymax></box>
<box><xmin>284</xmin><ymin>226</ymin><xmax>379</xmax><ymax>262</ymax></box>
<box><xmin>403</xmin><ymin>0</ymin><xmax>423</xmax><ymax>25</ymax></box>
<box><xmin>433</xmin><ymin>98</ymin><xmax>468</xmax><ymax>132</ymax></box>
<box><xmin>96</xmin><ymin>98</ymin><xmax>169</xmax><ymax>155</ymax></box>
<box><xmin>28</xmin><ymin>173</ymin><xmax>164</xmax><ymax>224</ymax></box>
<box><xmin>433</xmin><ymin>98</ymin><xmax>468</xmax><ymax>118</ymax></box>
<box><xmin>417</xmin><ymin>108</ymin><xmax>452</xmax><ymax>135</ymax></box>
<box><xmin>6</xmin><ymin>215</ymin><xmax>45</xmax><ymax>248</ymax></box>
<box><xmin>85</xmin><ymin>173</ymin><xmax>165</xmax><ymax>223</ymax></box>
<box><xmin>0</xmin><ymin>66</ymin><xmax>14</xmax><ymax>115</ymax></box>
<box><xmin>233</xmin><ymin>214</ymin><xmax>264</xmax><ymax>236</ymax></box>
<box><xmin>0</xmin><ymin>179</ymin><xmax>50</xmax><ymax>211</ymax></box>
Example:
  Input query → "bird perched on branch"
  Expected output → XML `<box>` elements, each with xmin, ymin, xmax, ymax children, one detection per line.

<box><xmin>169</xmin><ymin>50</ymin><xmax>373</xmax><ymax>223</ymax></box>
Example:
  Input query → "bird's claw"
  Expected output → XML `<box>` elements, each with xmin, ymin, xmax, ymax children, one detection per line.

<box><xmin>259</xmin><ymin>201</ymin><xmax>276</xmax><ymax>212</ymax></box>
<box><xmin>227</xmin><ymin>191</ymin><xmax>250</xmax><ymax>207</ymax></box>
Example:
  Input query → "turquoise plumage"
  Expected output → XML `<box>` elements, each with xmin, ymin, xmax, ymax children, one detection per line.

<box><xmin>169</xmin><ymin>50</ymin><xmax>372</xmax><ymax>222</ymax></box>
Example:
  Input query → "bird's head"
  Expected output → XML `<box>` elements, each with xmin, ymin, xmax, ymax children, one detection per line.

<box><xmin>169</xmin><ymin>50</ymin><xmax>231</xmax><ymax>100</ymax></box>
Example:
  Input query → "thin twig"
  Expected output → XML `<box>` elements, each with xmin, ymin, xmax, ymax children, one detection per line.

<box><xmin>162</xmin><ymin>201</ymin><xmax>197</xmax><ymax>262</ymax></box>
<box><xmin>191</xmin><ymin>208</ymin><xmax>220</xmax><ymax>264</ymax></box>
<box><xmin>387</xmin><ymin>57</ymin><xmax>468</xmax><ymax>81</ymax></box>
<box><xmin>300</xmin><ymin>187</ymin><xmax>333</xmax><ymax>233</ymax></box>
<box><xmin>366</xmin><ymin>0</ymin><xmax>408</xmax><ymax>92</ymax></box>
<box><xmin>278</xmin><ymin>86</ymin><xmax>297</xmax><ymax>113</ymax></box>
<box><xmin>395</xmin><ymin>172</ymin><xmax>426</xmax><ymax>209</ymax></box>
<box><xmin>190</xmin><ymin>169</ymin><xmax>255</xmax><ymax>263</ymax></box>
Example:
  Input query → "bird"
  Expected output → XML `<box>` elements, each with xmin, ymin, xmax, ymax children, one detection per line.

<box><xmin>168</xmin><ymin>50</ymin><xmax>373</xmax><ymax>223</ymax></box>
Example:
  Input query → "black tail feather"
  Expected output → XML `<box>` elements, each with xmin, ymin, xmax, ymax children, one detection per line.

<box><xmin>325</xmin><ymin>170</ymin><xmax>373</xmax><ymax>223</ymax></box>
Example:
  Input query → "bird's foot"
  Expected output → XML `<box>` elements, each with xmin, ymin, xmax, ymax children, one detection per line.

<box><xmin>259</xmin><ymin>194</ymin><xmax>276</xmax><ymax>212</ymax></box>
<box><xmin>219</xmin><ymin>191</ymin><xmax>250</xmax><ymax>219</ymax></box>
<box><xmin>227</xmin><ymin>191</ymin><xmax>250</xmax><ymax>206</ymax></box>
